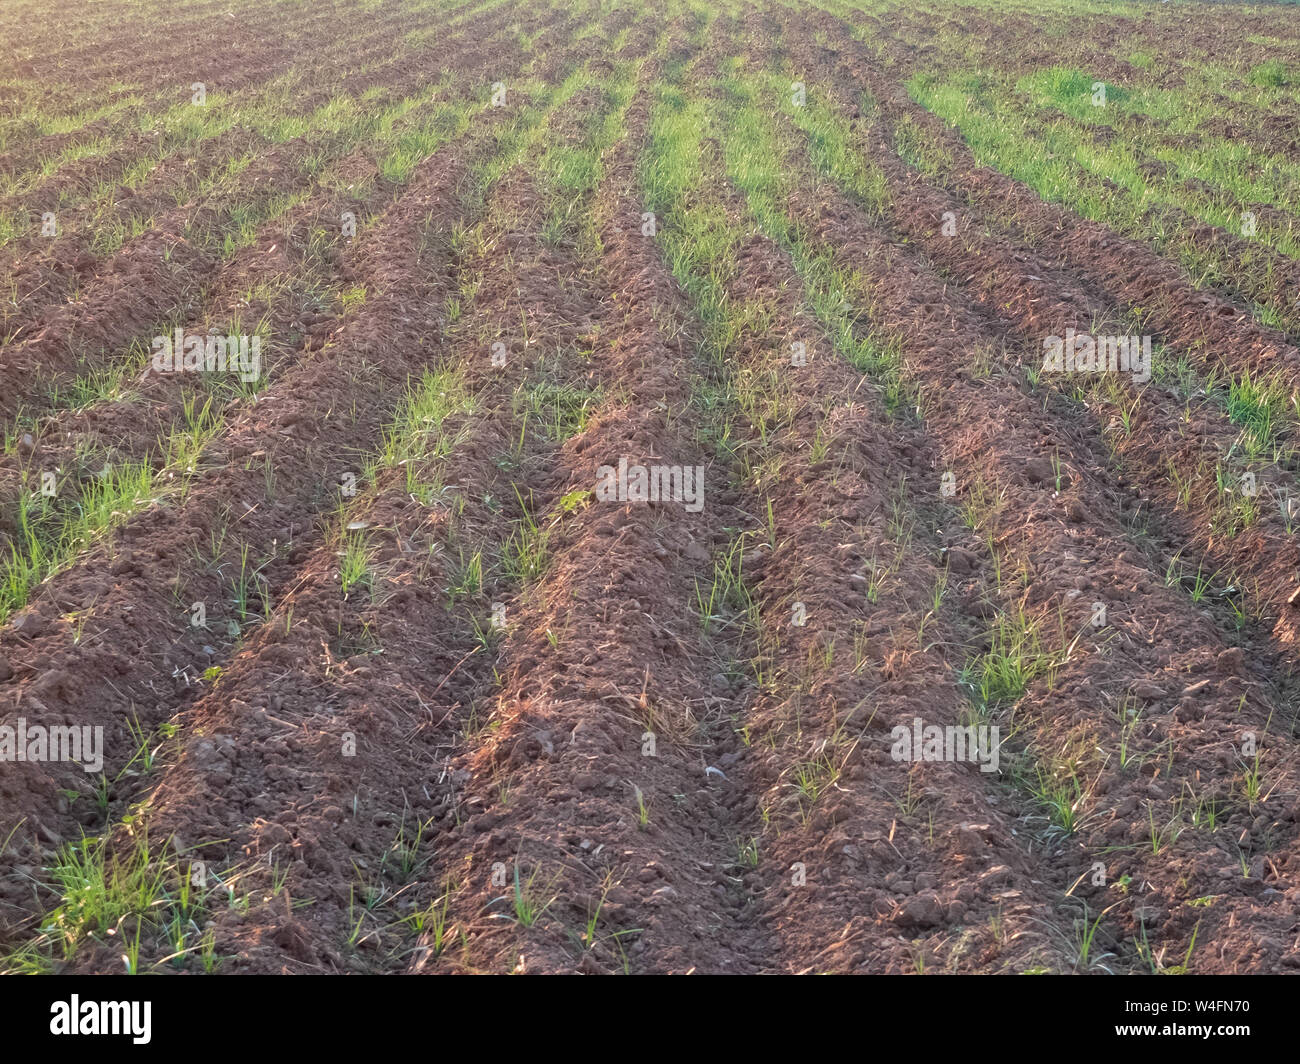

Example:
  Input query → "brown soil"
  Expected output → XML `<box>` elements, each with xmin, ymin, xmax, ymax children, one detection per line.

<box><xmin>4</xmin><ymin>0</ymin><xmax>1300</xmax><ymax>977</ymax></box>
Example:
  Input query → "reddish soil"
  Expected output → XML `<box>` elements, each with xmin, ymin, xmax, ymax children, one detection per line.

<box><xmin>3</xmin><ymin>0</ymin><xmax>1300</xmax><ymax>977</ymax></box>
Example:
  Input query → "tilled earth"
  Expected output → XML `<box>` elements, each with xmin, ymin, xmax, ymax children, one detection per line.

<box><xmin>2</xmin><ymin>0</ymin><xmax>1300</xmax><ymax>974</ymax></box>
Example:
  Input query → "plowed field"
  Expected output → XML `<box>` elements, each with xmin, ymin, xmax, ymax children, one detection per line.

<box><xmin>3</xmin><ymin>0</ymin><xmax>1300</xmax><ymax>975</ymax></box>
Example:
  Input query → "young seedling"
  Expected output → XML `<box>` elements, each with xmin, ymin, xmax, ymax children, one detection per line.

<box><xmin>632</xmin><ymin>785</ymin><xmax>651</xmax><ymax>831</ymax></box>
